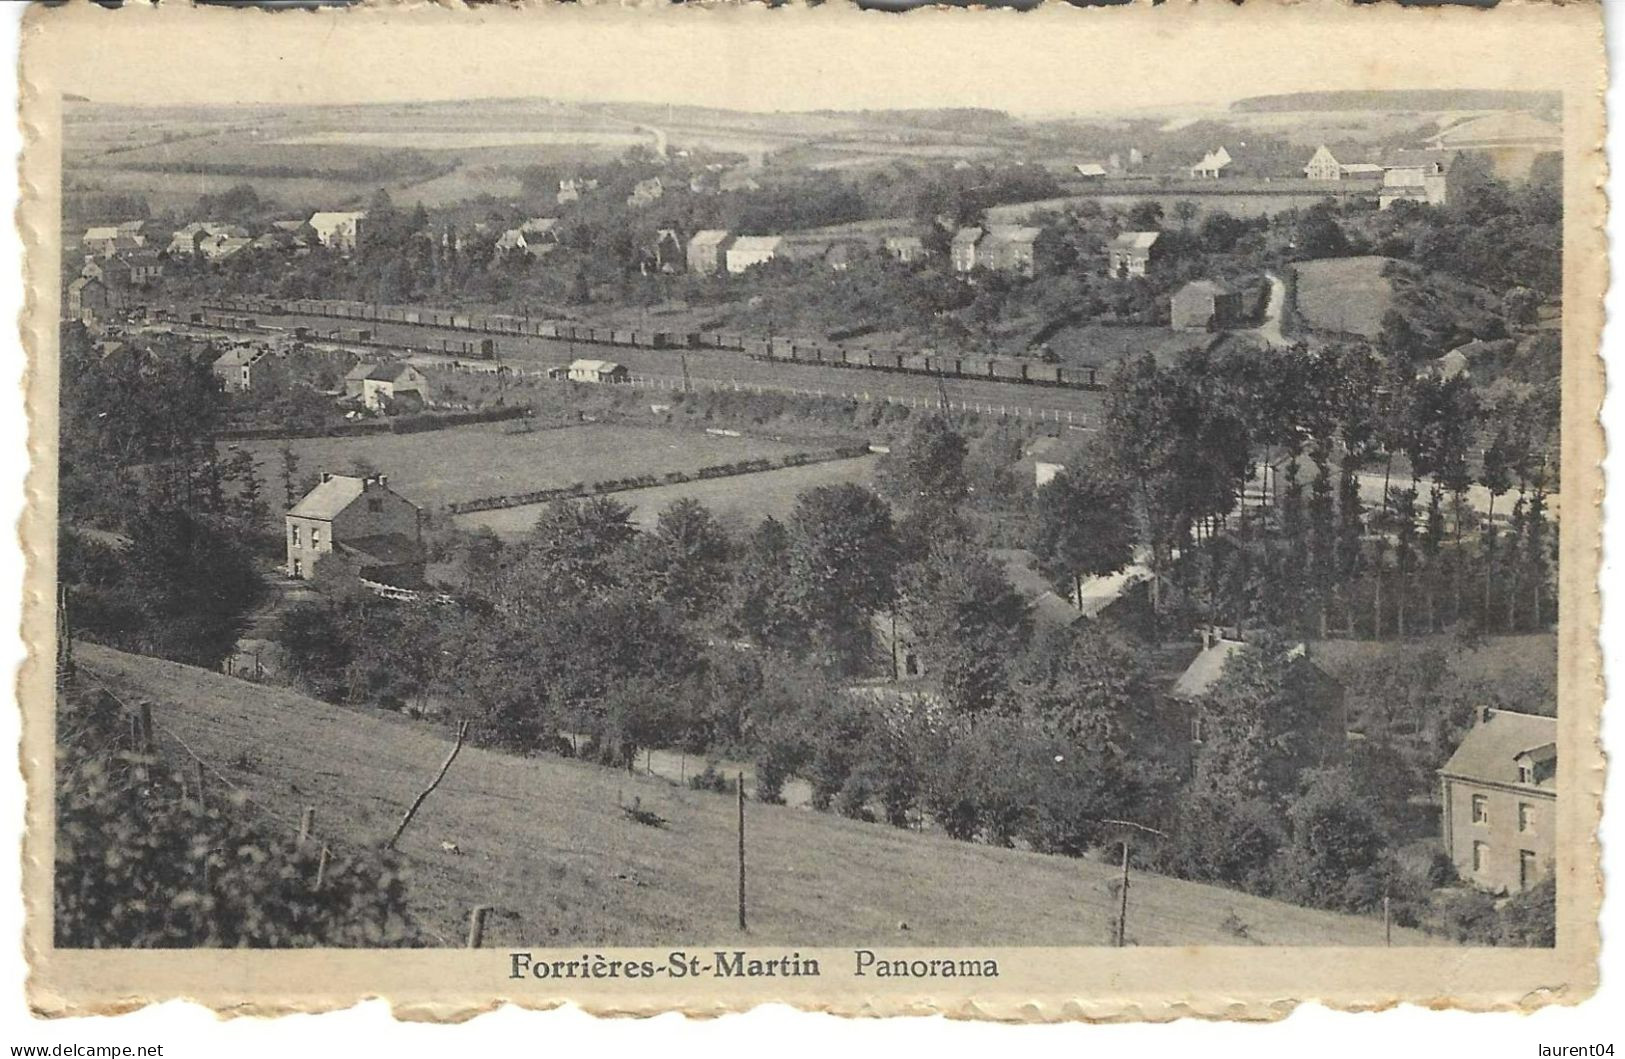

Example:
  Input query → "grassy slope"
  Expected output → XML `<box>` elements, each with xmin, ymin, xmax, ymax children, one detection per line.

<box><xmin>75</xmin><ymin>643</ymin><xmax>1444</xmax><ymax>949</ymax></box>
<box><xmin>1292</xmin><ymin>256</ymin><xmax>1397</xmax><ymax>338</ymax></box>
<box><xmin>232</xmin><ymin>422</ymin><xmax>805</xmax><ymax>512</ymax></box>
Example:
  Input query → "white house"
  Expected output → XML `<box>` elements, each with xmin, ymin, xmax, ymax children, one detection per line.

<box><xmin>725</xmin><ymin>235</ymin><xmax>784</xmax><ymax>274</ymax></box>
<box><xmin>308</xmin><ymin>211</ymin><xmax>367</xmax><ymax>252</ymax></box>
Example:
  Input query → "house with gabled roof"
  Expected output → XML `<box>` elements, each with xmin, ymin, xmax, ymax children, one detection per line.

<box><xmin>725</xmin><ymin>235</ymin><xmax>784</xmax><ymax>274</ymax></box>
<box><xmin>1107</xmin><ymin>231</ymin><xmax>1161</xmax><ymax>278</ymax></box>
<box><xmin>687</xmin><ymin>229</ymin><xmax>734</xmax><ymax>275</ymax></box>
<box><xmin>1171</xmin><ymin>278</ymin><xmax>1245</xmax><ymax>331</ymax></box>
<box><xmin>355</xmin><ymin>362</ymin><xmax>429</xmax><ymax>411</ymax></box>
<box><xmin>308</xmin><ymin>210</ymin><xmax>367</xmax><ymax>252</ymax></box>
<box><xmin>212</xmin><ymin>343</ymin><xmax>287</xmax><ymax>393</ymax></box>
<box><xmin>1439</xmin><ymin>707</ymin><xmax>1556</xmax><ymax>894</ymax></box>
<box><xmin>1190</xmin><ymin>146</ymin><xmax>1232</xmax><ymax>179</ymax></box>
<box><xmin>286</xmin><ymin>472</ymin><xmax>425</xmax><ymax>587</ymax></box>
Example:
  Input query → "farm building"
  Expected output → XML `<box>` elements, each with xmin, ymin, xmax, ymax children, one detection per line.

<box><xmin>565</xmin><ymin>358</ymin><xmax>630</xmax><ymax>384</ymax></box>
<box><xmin>66</xmin><ymin>276</ymin><xmax>107</xmax><ymax>322</ymax></box>
<box><xmin>1107</xmin><ymin>231</ymin><xmax>1161</xmax><ymax>278</ymax></box>
<box><xmin>1380</xmin><ymin>150</ymin><xmax>1457</xmax><ymax>210</ymax></box>
<box><xmin>1438</xmin><ymin>707</ymin><xmax>1556</xmax><ymax>894</ymax></box>
<box><xmin>81</xmin><ymin>225</ymin><xmax>141</xmax><ymax>258</ymax></box>
<box><xmin>726</xmin><ymin>235</ymin><xmax>784</xmax><ymax>274</ymax></box>
<box><xmin>687</xmin><ymin>229</ymin><xmax>735</xmax><ymax>275</ymax></box>
<box><xmin>308</xmin><ymin>210</ymin><xmax>368</xmax><ymax>252</ymax></box>
<box><xmin>651</xmin><ymin>228</ymin><xmax>684</xmax><ymax>273</ymax></box>
<box><xmin>104</xmin><ymin>249</ymin><xmax>164</xmax><ymax>286</ymax></box>
<box><xmin>212</xmin><ymin>344</ymin><xmax>287</xmax><ymax>394</ymax></box>
<box><xmin>989</xmin><ymin>548</ymin><xmax>1083</xmax><ymax>630</ymax></box>
<box><xmin>1171</xmin><ymin>279</ymin><xmax>1246</xmax><ymax>331</ymax></box>
<box><xmin>357</xmin><ymin>363</ymin><xmax>430</xmax><ymax>411</ymax></box>
<box><xmin>1170</xmin><ymin>630</ymin><xmax>1346</xmax><ymax>776</ymax></box>
<box><xmin>286</xmin><ymin>472</ymin><xmax>425</xmax><ymax>587</ymax></box>
<box><xmin>1074</xmin><ymin>162</ymin><xmax>1108</xmax><ymax>180</ymax></box>
<box><xmin>884</xmin><ymin>235</ymin><xmax>927</xmax><ymax>263</ymax></box>
<box><xmin>1189</xmin><ymin>146</ymin><xmax>1232</xmax><ymax>179</ymax></box>
<box><xmin>166</xmin><ymin>222</ymin><xmax>247</xmax><ymax>257</ymax></box>
<box><xmin>1303</xmin><ymin>145</ymin><xmax>1381</xmax><ymax>182</ymax></box>
<box><xmin>1423</xmin><ymin>347</ymin><xmax>1472</xmax><ymax>381</ymax></box>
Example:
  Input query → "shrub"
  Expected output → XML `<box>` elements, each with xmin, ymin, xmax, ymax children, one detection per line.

<box><xmin>55</xmin><ymin>729</ymin><xmax>421</xmax><ymax>948</ymax></box>
<box><xmin>686</xmin><ymin>763</ymin><xmax>735</xmax><ymax>795</ymax></box>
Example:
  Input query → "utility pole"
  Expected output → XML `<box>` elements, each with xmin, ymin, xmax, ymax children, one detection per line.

<box><xmin>1100</xmin><ymin>818</ymin><xmax>1165</xmax><ymax>949</ymax></box>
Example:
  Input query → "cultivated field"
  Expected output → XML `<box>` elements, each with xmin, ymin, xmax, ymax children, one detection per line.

<box><xmin>77</xmin><ymin>642</ymin><xmax>1445</xmax><ymax>948</ymax></box>
<box><xmin>1291</xmin><ymin>255</ymin><xmax>1398</xmax><ymax>338</ymax></box>
<box><xmin>460</xmin><ymin>453</ymin><xmax>882</xmax><ymax>539</ymax></box>
<box><xmin>229</xmin><ymin>422</ymin><xmax>807</xmax><ymax>514</ymax></box>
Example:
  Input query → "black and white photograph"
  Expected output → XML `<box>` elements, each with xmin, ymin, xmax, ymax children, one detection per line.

<box><xmin>17</xmin><ymin>0</ymin><xmax>1606</xmax><ymax>1022</ymax></box>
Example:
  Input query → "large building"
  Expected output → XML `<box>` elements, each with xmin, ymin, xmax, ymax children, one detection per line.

<box><xmin>1303</xmin><ymin>145</ymin><xmax>1383</xmax><ymax>182</ymax></box>
<box><xmin>212</xmin><ymin>344</ymin><xmax>287</xmax><ymax>394</ymax></box>
<box><xmin>308</xmin><ymin>211</ymin><xmax>368</xmax><ymax>252</ymax></box>
<box><xmin>951</xmin><ymin>225</ymin><xmax>1042</xmax><ymax>277</ymax></box>
<box><xmin>1438</xmin><ymin>707</ymin><xmax>1556</xmax><ymax>894</ymax></box>
<box><xmin>286</xmin><ymin>473</ymin><xmax>424</xmax><ymax>586</ymax></box>
<box><xmin>1380</xmin><ymin>151</ymin><xmax>1457</xmax><ymax>210</ymax></box>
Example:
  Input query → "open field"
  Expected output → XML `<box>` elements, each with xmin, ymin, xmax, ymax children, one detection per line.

<box><xmin>76</xmin><ymin>642</ymin><xmax>1444</xmax><ymax>948</ymax></box>
<box><xmin>460</xmin><ymin>453</ymin><xmax>881</xmax><ymax>539</ymax></box>
<box><xmin>1292</xmin><ymin>255</ymin><xmax>1397</xmax><ymax>337</ymax></box>
<box><xmin>227</xmin><ymin>422</ymin><xmax>806</xmax><ymax>514</ymax></box>
<box><xmin>987</xmin><ymin>186</ymin><xmax>1371</xmax><ymax>224</ymax></box>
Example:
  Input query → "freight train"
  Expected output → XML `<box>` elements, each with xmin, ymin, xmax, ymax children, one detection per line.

<box><xmin>199</xmin><ymin>296</ymin><xmax>1103</xmax><ymax>390</ymax></box>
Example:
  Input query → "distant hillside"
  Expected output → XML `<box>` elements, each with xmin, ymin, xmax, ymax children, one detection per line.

<box><xmin>75</xmin><ymin>642</ymin><xmax>1443</xmax><ymax>949</ymax></box>
<box><xmin>1232</xmin><ymin>90</ymin><xmax>1559</xmax><ymax>114</ymax></box>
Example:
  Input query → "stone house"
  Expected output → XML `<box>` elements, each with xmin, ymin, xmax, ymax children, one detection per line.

<box><xmin>286</xmin><ymin>472</ymin><xmax>425</xmax><ymax>586</ymax></box>
<box><xmin>1438</xmin><ymin>707</ymin><xmax>1556</xmax><ymax>894</ymax></box>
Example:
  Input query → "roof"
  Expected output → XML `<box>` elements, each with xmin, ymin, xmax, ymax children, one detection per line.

<box><xmin>288</xmin><ymin>475</ymin><xmax>371</xmax><ymax>520</ymax></box>
<box><xmin>1074</xmin><ymin>563</ymin><xmax>1151</xmax><ymax>619</ymax></box>
<box><xmin>1175</xmin><ymin>278</ymin><xmax>1237</xmax><ymax>298</ymax></box>
<box><xmin>1340</xmin><ymin>163</ymin><xmax>1384</xmax><ymax>175</ymax></box>
<box><xmin>885</xmin><ymin>235</ymin><xmax>924</xmax><ymax>248</ymax></box>
<box><xmin>1193</xmin><ymin>146</ymin><xmax>1232</xmax><ymax>171</ymax></box>
<box><xmin>989</xmin><ymin>548</ymin><xmax>1082</xmax><ymax>629</ymax></box>
<box><xmin>334</xmin><ymin>533</ymin><xmax>424</xmax><ymax>568</ymax></box>
<box><xmin>213</xmin><ymin>347</ymin><xmax>267</xmax><ymax>369</ymax></box>
<box><xmin>569</xmin><ymin>358</ymin><xmax>624</xmax><ymax>374</ymax></box>
<box><xmin>1171</xmin><ymin>637</ymin><xmax>1313</xmax><ymax>699</ymax></box>
<box><xmin>1439</xmin><ymin>709</ymin><xmax>1557</xmax><ymax>789</ymax></box>
<box><xmin>309</xmin><ymin>211</ymin><xmax>367</xmax><ymax>229</ymax></box>
<box><xmin>520</xmin><ymin>217</ymin><xmax>560</xmax><ymax>233</ymax></box>
<box><xmin>985</xmin><ymin>224</ymin><xmax>1041</xmax><ymax>245</ymax></box>
<box><xmin>951</xmin><ymin>227</ymin><xmax>983</xmax><ymax>247</ymax></box>
<box><xmin>345</xmin><ymin>361</ymin><xmax>377</xmax><ymax>381</ymax></box>
<box><xmin>83</xmin><ymin>226</ymin><xmax>121</xmax><ymax>242</ymax></box>
<box><xmin>729</xmin><ymin>235</ymin><xmax>783</xmax><ymax>254</ymax></box>
<box><xmin>1385</xmin><ymin>149</ymin><xmax>1458</xmax><ymax>171</ymax></box>
<box><xmin>364</xmin><ymin>362</ymin><xmax>421</xmax><ymax>383</ymax></box>
<box><xmin>1075</xmin><ymin>163</ymin><xmax>1108</xmax><ymax>177</ymax></box>
<box><xmin>1110</xmin><ymin>231</ymin><xmax>1161</xmax><ymax>252</ymax></box>
<box><xmin>689</xmin><ymin>229</ymin><xmax>732</xmax><ymax>249</ymax></box>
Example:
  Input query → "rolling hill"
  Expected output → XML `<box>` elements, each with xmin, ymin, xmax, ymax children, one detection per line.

<box><xmin>72</xmin><ymin>642</ymin><xmax>1445</xmax><ymax>949</ymax></box>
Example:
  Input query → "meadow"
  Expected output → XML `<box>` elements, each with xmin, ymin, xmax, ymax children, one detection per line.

<box><xmin>229</xmin><ymin>421</ymin><xmax>808</xmax><ymax>515</ymax></box>
<box><xmin>78</xmin><ymin>642</ymin><xmax>1444</xmax><ymax>949</ymax></box>
<box><xmin>459</xmin><ymin>453</ymin><xmax>882</xmax><ymax>539</ymax></box>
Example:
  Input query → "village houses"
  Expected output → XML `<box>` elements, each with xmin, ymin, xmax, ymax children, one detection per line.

<box><xmin>951</xmin><ymin>225</ymin><xmax>1043</xmax><ymax>277</ymax></box>
<box><xmin>1438</xmin><ymin>707</ymin><xmax>1556</xmax><ymax>894</ymax></box>
<box><xmin>286</xmin><ymin>472</ymin><xmax>425</xmax><ymax>587</ymax></box>
<box><xmin>884</xmin><ymin>235</ymin><xmax>928</xmax><ymax>263</ymax></box>
<box><xmin>627</xmin><ymin>177</ymin><xmax>666</xmax><ymax>209</ymax></box>
<box><xmin>211</xmin><ymin>343</ymin><xmax>288</xmax><ymax>394</ymax></box>
<box><xmin>1107</xmin><ymin>231</ymin><xmax>1161</xmax><ymax>278</ymax></box>
<box><xmin>1189</xmin><ymin>146</ymin><xmax>1233</xmax><ymax>179</ymax></box>
<box><xmin>81</xmin><ymin>225</ymin><xmax>143</xmax><ymax>258</ymax></box>
<box><xmin>65</xmin><ymin>276</ymin><xmax>107</xmax><ymax>322</ymax></box>
<box><xmin>1380</xmin><ymin>151</ymin><xmax>1457</xmax><ymax>210</ymax></box>
<box><xmin>167</xmin><ymin>222</ymin><xmax>249</xmax><ymax>258</ymax></box>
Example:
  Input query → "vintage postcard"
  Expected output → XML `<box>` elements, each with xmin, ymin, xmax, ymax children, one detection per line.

<box><xmin>17</xmin><ymin>0</ymin><xmax>1605</xmax><ymax>1020</ymax></box>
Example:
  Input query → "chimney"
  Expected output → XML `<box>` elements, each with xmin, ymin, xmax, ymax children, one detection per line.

<box><xmin>320</xmin><ymin>471</ymin><xmax>332</xmax><ymax>483</ymax></box>
<box><xmin>1200</xmin><ymin>627</ymin><xmax>1213</xmax><ymax>650</ymax></box>
<box><xmin>1475</xmin><ymin>704</ymin><xmax>1493</xmax><ymax>726</ymax></box>
<box><xmin>377</xmin><ymin>474</ymin><xmax>388</xmax><ymax>488</ymax></box>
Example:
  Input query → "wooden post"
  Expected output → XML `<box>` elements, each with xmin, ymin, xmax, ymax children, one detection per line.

<box><xmin>297</xmin><ymin>806</ymin><xmax>315</xmax><ymax>848</ymax></box>
<box><xmin>467</xmin><ymin>905</ymin><xmax>490</xmax><ymax>948</ymax></box>
<box><xmin>1384</xmin><ymin>894</ymin><xmax>1392</xmax><ymax>947</ymax></box>
<box><xmin>387</xmin><ymin>720</ymin><xmax>469</xmax><ymax>850</ymax></box>
<box><xmin>314</xmin><ymin>846</ymin><xmax>331</xmax><ymax>891</ymax></box>
<box><xmin>194</xmin><ymin>758</ymin><xmax>207</xmax><ymax>808</ymax></box>
<box><xmin>737</xmin><ymin>771</ymin><xmax>747</xmax><ymax>932</ymax></box>
<box><xmin>1115</xmin><ymin>838</ymin><xmax>1131</xmax><ymax>948</ymax></box>
<box><xmin>139</xmin><ymin>702</ymin><xmax>154</xmax><ymax>753</ymax></box>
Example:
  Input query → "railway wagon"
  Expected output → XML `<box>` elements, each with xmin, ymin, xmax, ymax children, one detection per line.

<box><xmin>742</xmin><ymin>337</ymin><xmax>771</xmax><ymax>359</ymax></box>
<box><xmin>338</xmin><ymin>327</ymin><xmax>373</xmax><ymax>342</ymax></box>
<box><xmin>439</xmin><ymin>337</ymin><xmax>496</xmax><ymax>358</ymax></box>
<box><xmin>610</xmin><ymin>329</ymin><xmax>635</xmax><ymax>346</ymax></box>
<box><xmin>769</xmin><ymin>336</ymin><xmax>794</xmax><ymax>359</ymax></box>
<box><xmin>532</xmin><ymin>321</ymin><xmax>560</xmax><ymax>339</ymax></box>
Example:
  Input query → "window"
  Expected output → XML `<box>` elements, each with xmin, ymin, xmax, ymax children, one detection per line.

<box><xmin>310</xmin><ymin>527</ymin><xmax>322</xmax><ymax>549</ymax></box>
<box><xmin>1472</xmin><ymin>841</ymin><xmax>1489</xmax><ymax>875</ymax></box>
<box><xmin>1518</xmin><ymin>765</ymin><xmax>1534</xmax><ymax>784</ymax></box>
<box><xmin>1519</xmin><ymin>850</ymin><xmax>1538</xmax><ymax>891</ymax></box>
<box><xmin>1471</xmin><ymin>794</ymin><xmax>1489</xmax><ymax>824</ymax></box>
<box><xmin>1518</xmin><ymin>802</ymin><xmax>1535</xmax><ymax>833</ymax></box>
<box><xmin>1191</xmin><ymin>714</ymin><xmax>1204</xmax><ymax>744</ymax></box>
<box><xmin>290</xmin><ymin>525</ymin><xmax>301</xmax><ymax>548</ymax></box>
<box><xmin>291</xmin><ymin>559</ymin><xmax>302</xmax><ymax>578</ymax></box>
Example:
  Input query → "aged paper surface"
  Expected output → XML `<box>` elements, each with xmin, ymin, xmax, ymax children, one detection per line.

<box><xmin>19</xmin><ymin>0</ymin><xmax>1605</xmax><ymax>1020</ymax></box>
